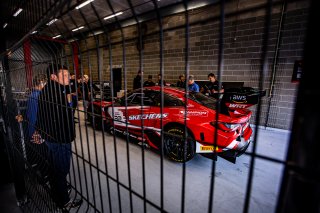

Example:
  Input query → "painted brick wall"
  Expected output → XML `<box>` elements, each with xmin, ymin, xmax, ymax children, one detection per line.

<box><xmin>66</xmin><ymin>0</ymin><xmax>309</xmax><ymax>130</ymax></box>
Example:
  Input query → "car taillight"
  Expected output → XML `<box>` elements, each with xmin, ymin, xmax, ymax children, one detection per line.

<box><xmin>210</xmin><ymin>121</ymin><xmax>241</xmax><ymax>132</ymax></box>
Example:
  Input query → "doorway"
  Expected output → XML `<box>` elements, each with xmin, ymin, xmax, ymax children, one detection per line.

<box><xmin>112</xmin><ymin>68</ymin><xmax>122</xmax><ymax>94</ymax></box>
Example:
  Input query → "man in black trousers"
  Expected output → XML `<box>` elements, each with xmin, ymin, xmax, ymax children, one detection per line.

<box><xmin>35</xmin><ymin>64</ymin><xmax>82</xmax><ymax>212</ymax></box>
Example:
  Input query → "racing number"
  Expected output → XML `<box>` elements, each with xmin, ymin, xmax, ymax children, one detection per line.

<box><xmin>114</xmin><ymin>115</ymin><xmax>121</xmax><ymax>121</ymax></box>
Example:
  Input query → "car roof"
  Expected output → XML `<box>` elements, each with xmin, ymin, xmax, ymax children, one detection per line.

<box><xmin>144</xmin><ymin>86</ymin><xmax>186</xmax><ymax>98</ymax></box>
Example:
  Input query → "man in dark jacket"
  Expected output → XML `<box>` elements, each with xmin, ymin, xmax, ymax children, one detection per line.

<box><xmin>36</xmin><ymin>64</ymin><xmax>82</xmax><ymax>211</ymax></box>
<box><xmin>143</xmin><ymin>75</ymin><xmax>155</xmax><ymax>87</ymax></box>
<box><xmin>133</xmin><ymin>70</ymin><xmax>143</xmax><ymax>89</ymax></box>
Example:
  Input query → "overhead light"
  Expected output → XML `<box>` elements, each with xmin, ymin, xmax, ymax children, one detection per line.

<box><xmin>31</xmin><ymin>31</ymin><xmax>37</xmax><ymax>34</ymax></box>
<box><xmin>76</xmin><ymin>0</ymin><xmax>94</xmax><ymax>9</ymax></box>
<box><xmin>13</xmin><ymin>8</ymin><xmax>23</xmax><ymax>17</ymax></box>
<box><xmin>46</xmin><ymin>18</ymin><xmax>58</xmax><ymax>26</ymax></box>
<box><xmin>72</xmin><ymin>26</ymin><xmax>84</xmax><ymax>32</ymax></box>
<box><xmin>104</xmin><ymin>12</ymin><xmax>123</xmax><ymax>20</ymax></box>
<box><xmin>3</xmin><ymin>23</ymin><xmax>8</xmax><ymax>28</ymax></box>
<box><xmin>52</xmin><ymin>35</ymin><xmax>61</xmax><ymax>39</ymax></box>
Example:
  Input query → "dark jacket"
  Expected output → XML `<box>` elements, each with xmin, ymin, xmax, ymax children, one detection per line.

<box><xmin>80</xmin><ymin>81</ymin><xmax>91</xmax><ymax>101</ymax></box>
<box><xmin>133</xmin><ymin>75</ymin><xmax>142</xmax><ymax>89</ymax></box>
<box><xmin>36</xmin><ymin>80</ymin><xmax>75</xmax><ymax>143</ymax></box>
<box><xmin>176</xmin><ymin>80</ymin><xmax>186</xmax><ymax>88</ymax></box>
<box><xmin>143</xmin><ymin>80</ymin><xmax>155</xmax><ymax>87</ymax></box>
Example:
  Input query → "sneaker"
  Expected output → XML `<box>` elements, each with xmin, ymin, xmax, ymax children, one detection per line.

<box><xmin>61</xmin><ymin>198</ymin><xmax>83</xmax><ymax>212</ymax></box>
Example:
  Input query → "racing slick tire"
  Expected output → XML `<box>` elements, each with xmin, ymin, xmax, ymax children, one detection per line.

<box><xmin>164</xmin><ymin>125</ymin><xmax>195</xmax><ymax>163</ymax></box>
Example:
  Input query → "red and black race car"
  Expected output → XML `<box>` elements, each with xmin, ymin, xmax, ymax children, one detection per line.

<box><xmin>88</xmin><ymin>86</ymin><xmax>262</xmax><ymax>163</ymax></box>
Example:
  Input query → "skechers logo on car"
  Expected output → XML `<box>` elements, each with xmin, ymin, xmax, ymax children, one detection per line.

<box><xmin>128</xmin><ymin>113</ymin><xmax>168</xmax><ymax>120</ymax></box>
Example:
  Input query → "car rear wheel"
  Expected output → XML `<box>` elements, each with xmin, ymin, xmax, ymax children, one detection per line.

<box><xmin>164</xmin><ymin>125</ymin><xmax>195</xmax><ymax>163</ymax></box>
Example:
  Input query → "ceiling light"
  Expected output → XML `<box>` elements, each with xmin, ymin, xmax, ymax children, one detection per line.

<box><xmin>13</xmin><ymin>8</ymin><xmax>23</xmax><ymax>17</ymax></box>
<box><xmin>52</xmin><ymin>35</ymin><xmax>61</xmax><ymax>39</ymax></box>
<box><xmin>76</xmin><ymin>0</ymin><xmax>94</xmax><ymax>9</ymax></box>
<box><xmin>3</xmin><ymin>23</ymin><xmax>8</xmax><ymax>29</ymax></box>
<box><xmin>104</xmin><ymin>12</ymin><xmax>123</xmax><ymax>20</ymax></box>
<box><xmin>72</xmin><ymin>26</ymin><xmax>84</xmax><ymax>32</ymax></box>
<box><xmin>31</xmin><ymin>31</ymin><xmax>37</xmax><ymax>34</ymax></box>
<box><xmin>46</xmin><ymin>18</ymin><xmax>58</xmax><ymax>26</ymax></box>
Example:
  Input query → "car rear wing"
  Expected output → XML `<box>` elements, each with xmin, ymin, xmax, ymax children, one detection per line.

<box><xmin>222</xmin><ymin>87</ymin><xmax>266</xmax><ymax>109</ymax></box>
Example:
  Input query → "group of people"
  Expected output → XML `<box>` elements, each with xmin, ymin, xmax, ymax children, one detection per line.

<box><xmin>133</xmin><ymin>70</ymin><xmax>224</xmax><ymax>98</ymax></box>
<box><xmin>17</xmin><ymin>65</ymin><xmax>84</xmax><ymax>212</ymax></box>
<box><xmin>188</xmin><ymin>73</ymin><xmax>224</xmax><ymax>98</ymax></box>
<box><xmin>133</xmin><ymin>70</ymin><xmax>167</xmax><ymax>89</ymax></box>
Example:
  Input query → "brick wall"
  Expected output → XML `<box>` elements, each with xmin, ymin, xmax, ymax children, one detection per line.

<box><xmin>66</xmin><ymin>0</ymin><xmax>309</xmax><ymax>130</ymax></box>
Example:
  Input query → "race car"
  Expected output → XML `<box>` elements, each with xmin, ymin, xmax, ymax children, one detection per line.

<box><xmin>87</xmin><ymin>86</ymin><xmax>254</xmax><ymax>163</ymax></box>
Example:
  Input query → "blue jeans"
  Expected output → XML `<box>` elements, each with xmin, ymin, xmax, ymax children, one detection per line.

<box><xmin>46</xmin><ymin>142</ymin><xmax>71</xmax><ymax>207</ymax></box>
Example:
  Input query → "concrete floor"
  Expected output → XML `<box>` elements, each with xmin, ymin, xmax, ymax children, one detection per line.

<box><xmin>65</xmin><ymin>104</ymin><xmax>290</xmax><ymax>213</ymax></box>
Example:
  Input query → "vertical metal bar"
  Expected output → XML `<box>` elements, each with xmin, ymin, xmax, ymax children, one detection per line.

<box><xmin>150</xmin><ymin>0</ymin><xmax>164</xmax><ymax>211</ymax></box>
<box><xmin>181</xmin><ymin>1</ymin><xmax>190</xmax><ymax>212</ymax></box>
<box><xmin>90</xmin><ymin>4</ymin><xmax>113</xmax><ymax>212</ymax></box>
<box><xmin>243</xmin><ymin>0</ymin><xmax>272</xmax><ymax>212</ymax></box>
<box><xmin>209</xmin><ymin>1</ymin><xmax>225</xmax><ymax>212</ymax></box>
<box><xmin>23</xmin><ymin>39</ymin><xmax>33</xmax><ymax>89</ymax></box>
<box><xmin>265</xmin><ymin>0</ymin><xmax>287</xmax><ymax>127</ymax></box>
<box><xmin>72</xmin><ymin>42</ymin><xmax>80</xmax><ymax>78</ymax></box>
<box><xmin>77</xmin><ymin>7</ymin><xmax>107</xmax><ymax>212</ymax></box>
<box><xmin>276</xmin><ymin>0</ymin><xmax>320</xmax><ymax>212</ymax></box>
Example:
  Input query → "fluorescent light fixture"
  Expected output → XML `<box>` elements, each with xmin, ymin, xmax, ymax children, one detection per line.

<box><xmin>104</xmin><ymin>12</ymin><xmax>123</xmax><ymax>20</ymax></box>
<box><xmin>31</xmin><ymin>31</ymin><xmax>37</xmax><ymax>34</ymax></box>
<box><xmin>93</xmin><ymin>30</ymin><xmax>103</xmax><ymax>35</ymax></box>
<box><xmin>3</xmin><ymin>23</ymin><xmax>8</xmax><ymax>28</ymax></box>
<box><xmin>188</xmin><ymin>2</ymin><xmax>208</xmax><ymax>10</ymax></box>
<box><xmin>52</xmin><ymin>35</ymin><xmax>61</xmax><ymax>39</ymax></box>
<box><xmin>13</xmin><ymin>8</ymin><xmax>23</xmax><ymax>17</ymax></box>
<box><xmin>72</xmin><ymin>26</ymin><xmax>84</xmax><ymax>32</ymax></box>
<box><xmin>46</xmin><ymin>18</ymin><xmax>58</xmax><ymax>26</ymax></box>
<box><xmin>76</xmin><ymin>0</ymin><xmax>94</xmax><ymax>9</ymax></box>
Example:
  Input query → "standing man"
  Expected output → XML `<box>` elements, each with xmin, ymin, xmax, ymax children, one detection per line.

<box><xmin>36</xmin><ymin>64</ymin><xmax>82</xmax><ymax>211</ymax></box>
<box><xmin>188</xmin><ymin>75</ymin><xmax>200</xmax><ymax>92</ymax></box>
<box><xmin>200</xmin><ymin>73</ymin><xmax>224</xmax><ymax>99</ymax></box>
<box><xmin>80</xmin><ymin>74</ymin><xmax>91</xmax><ymax>110</ymax></box>
<box><xmin>133</xmin><ymin>70</ymin><xmax>143</xmax><ymax>90</ymax></box>
<box><xmin>176</xmin><ymin>74</ymin><xmax>186</xmax><ymax>88</ymax></box>
<box><xmin>157</xmin><ymin>73</ymin><xmax>167</xmax><ymax>86</ymax></box>
<box><xmin>143</xmin><ymin>75</ymin><xmax>155</xmax><ymax>87</ymax></box>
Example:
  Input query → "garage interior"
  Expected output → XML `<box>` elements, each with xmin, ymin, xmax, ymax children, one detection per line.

<box><xmin>0</xmin><ymin>0</ymin><xmax>319</xmax><ymax>213</ymax></box>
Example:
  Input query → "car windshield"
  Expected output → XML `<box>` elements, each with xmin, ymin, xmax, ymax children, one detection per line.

<box><xmin>188</xmin><ymin>92</ymin><xmax>217</xmax><ymax>110</ymax></box>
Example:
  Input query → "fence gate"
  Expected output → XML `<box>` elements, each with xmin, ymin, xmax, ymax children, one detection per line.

<box><xmin>0</xmin><ymin>0</ymin><xmax>318</xmax><ymax>213</ymax></box>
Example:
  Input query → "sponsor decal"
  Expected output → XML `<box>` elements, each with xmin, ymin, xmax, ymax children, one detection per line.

<box><xmin>179</xmin><ymin>110</ymin><xmax>208</xmax><ymax>116</ymax></box>
<box><xmin>200</xmin><ymin>146</ymin><xmax>218</xmax><ymax>151</ymax></box>
<box><xmin>128</xmin><ymin>113</ymin><xmax>168</xmax><ymax>120</ymax></box>
<box><xmin>231</xmin><ymin>95</ymin><xmax>247</xmax><ymax>103</ymax></box>
<box><xmin>227</xmin><ymin>103</ymin><xmax>250</xmax><ymax>108</ymax></box>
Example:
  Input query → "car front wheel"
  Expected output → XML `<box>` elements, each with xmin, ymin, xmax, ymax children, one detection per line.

<box><xmin>164</xmin><ymin>125</ymin><xmax>195</xmax><ymax>163</ymax></box>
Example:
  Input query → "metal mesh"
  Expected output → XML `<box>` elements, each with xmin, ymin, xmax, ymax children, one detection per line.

<box><xmin>0</xmin><ymin>0</ymin><xmax>314</xmax><ymax>213</ymax></box>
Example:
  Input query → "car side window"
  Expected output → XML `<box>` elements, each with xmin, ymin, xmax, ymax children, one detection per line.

<box><xmin>145</xmin><ymin>91</ymin><xmax>184</xmax><ymax>107</ymax></box>
<box><xmin>130</xmin><ymin>93</ymin><xmax>154</xmax><ymax>106</ymax></box>
<box><xmin>164</xmin><ymin>94</ymin><xmax>184</xmax><ymax>107</ymax></box>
